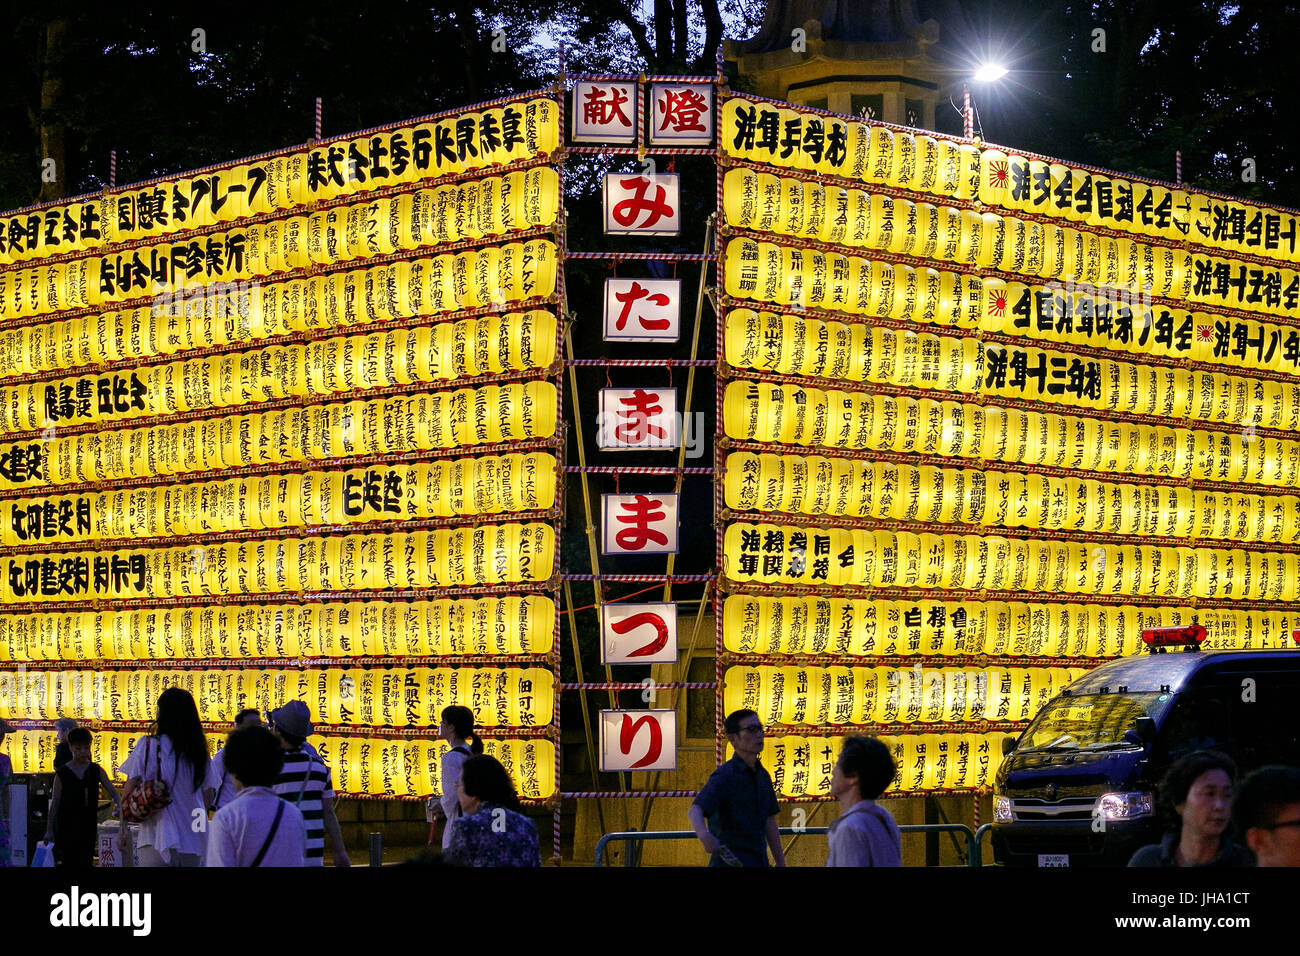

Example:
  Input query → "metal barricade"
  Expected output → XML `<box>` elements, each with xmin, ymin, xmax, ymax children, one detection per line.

<box><xmin>594</xmin><ymin>823</ymin><xmax>980</xmax><ymax>866</ymax></box>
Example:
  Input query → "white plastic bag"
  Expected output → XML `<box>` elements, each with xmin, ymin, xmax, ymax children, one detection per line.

<box><xmin>31</xmin><ymin>841</ymin><xmax>55</xmax><ymax>867</ymax></box>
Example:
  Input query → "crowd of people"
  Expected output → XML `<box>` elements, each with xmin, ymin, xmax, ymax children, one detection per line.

<box><xmin>688</xmin><ymin>708</ymin><xmax>1300</xmax><ymax>868</ymax></box>
<box><xmin>0</xmin><ymin>696</ymin><xmax>537</xmax><ymax>868</ymax></box>
<box><xmin>2</xmin><ymin>700</ymin><xmax>1298</xmax><ymax>867</ymax></box>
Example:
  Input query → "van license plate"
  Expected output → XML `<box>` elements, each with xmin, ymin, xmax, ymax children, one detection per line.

<box><xmin>1038</xmin><ymin>854</ymin><xmax>1069</xmax><ymax>867</ymax></box>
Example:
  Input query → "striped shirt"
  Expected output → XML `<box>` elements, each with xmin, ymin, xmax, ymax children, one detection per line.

<box><xmin>272</xmin><ymin>748</ymin><xmax>333</xmax><ymax>864</ymax></box>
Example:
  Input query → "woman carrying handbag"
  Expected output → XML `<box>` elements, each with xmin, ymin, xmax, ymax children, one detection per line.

<box><xmin>118</xmin><ymin>688</ymin><xmax>210</xmax><ymax>867</ymax></box>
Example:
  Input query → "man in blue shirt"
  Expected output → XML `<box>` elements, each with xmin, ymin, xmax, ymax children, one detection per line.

<box><xmin>688</xmin><ymin>709</ymin><xmax>786</xmax><ymax>867</ymax></box>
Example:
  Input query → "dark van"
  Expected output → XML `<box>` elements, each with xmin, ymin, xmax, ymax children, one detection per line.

<box><xmin>991</xmin><ymin>632</ymin><xmax>1300</xmax><ymax>866</ymax></box>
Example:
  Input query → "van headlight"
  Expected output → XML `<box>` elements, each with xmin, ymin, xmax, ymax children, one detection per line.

<box><xmin>1096</xmin><ymin>792</ymin><xmax>1154</xmax><ymax>820</ymax></box>
<box><xmin>994</xmin><ymin>795</ymin><xmax>1013</xmax><ymax>823</ymax></box>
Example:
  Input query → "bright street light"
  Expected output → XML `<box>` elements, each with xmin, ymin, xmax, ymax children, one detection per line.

<box><xmin>973</xmin><ymin>63</ymin><xmax>1008</xmax><ymax>84</ymax></box>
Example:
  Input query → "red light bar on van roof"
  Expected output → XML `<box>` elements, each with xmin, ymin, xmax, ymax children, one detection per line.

<box><xmin>1141</xmin><ymin>624</ymin><xmax>1206</xmax><ymax>647</ymax></box>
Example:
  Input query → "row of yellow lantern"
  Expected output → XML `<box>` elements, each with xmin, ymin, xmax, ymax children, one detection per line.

<box><xmin>0</xmin><ymin>258</ymin><xmax>565</xmax><ymax>378</ymax></box>
<box><xmin>721</xmin><ymin>595</ymin><xmax>1296</xmax><ymax>658</ymax></box>
<box><xmin>0</xmin><ymin>730</ymin><xmax>556</xmax><ymax>798</ymax></box>
<box><xmin>723</xmin><ymin>233</ymin><xmax>1298</xmax><ymax>330</ymax></box>
<box><xmin>758</xmin><ymin>733</ymin><xmax>1015</xmax><ymax>795</ymax></box>
<box><xmin>724</xmin><ymin>665</ymin><xmax>1086</xmax><ymax>726</ymax></box>
<box><xmin>2</xmin><ymin>523</ymin><xmax>555</xmax><ymax>603</ymax></box>
<box><xmin>719</xmin><ymin>96</ymin><xmax>1298</xmax><ymax>267</ymax></box>
<box><xmin>733</xmin><ymin>303</ymin><xmax>1300</xmax><ymax>395</ymax></box>
<box><xmin>721</xmin><ymin>383</ymin><xmax>1299</xmax><ymax>490</ymax></box>
<box><xmin>0</xmin><ymin>98</ymin><xmax>560</xmax><ymax>267</ymax></box>
<box><xmin>725</xmin><ymin>315</ymin><xmax>1299</xmax><ymax>434</ymax></box>
<box><xmin>723</xmin><ymin>168</ymin><xmax>1204</xmax><ymax>301</ymax></box>
<box><xmin>724</xmin><ymin>451</ymin><xmax>1300</xmax><ymax>545</ymax></box>
<box><xmin>0</xmin><ymin>665</ymin><xmax>554</xmax><ymax>727</ymax></box>
<box><xmin>724</xmin><ymin>521</ymin><xmax>1300</xmax><ymax>600</ymax></box>
<box><xmin>0</xmin><ymin>596</ymin><xmax>555</xmax><ymax>662</ymax></box>
<box><xmin>0</xmin><ymin>312</ymin><xmax>557</xmax><ymax>435</ymax></box>
<box><xmin>2</xmin><ymin>453</ymin><xmax>557</xmax><ymax>546</ymax></box>
<box><xmin>0</xmin><ymin>231</ymin><xmax>558</xmax><ymax>322</ymax></box>
<box><xmin>721</xmin><ymin>97</ymin><xmax>979</xmax><ymax>198</ymax></box>
<box><xmin>0</xmin><ymin>382</ymin><xmax>559</xmax><ymax>491</ymax></box>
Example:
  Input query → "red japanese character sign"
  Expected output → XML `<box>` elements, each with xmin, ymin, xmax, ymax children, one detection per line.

<box><xmin>601</xmin><ymin>602</ymin><xmax>678</xmax><ymax>664</ymax></box>
<box><xmin>572</xmin><ymin>81</ymin><xmax>637</xmax><ymax>143</ymax></box>
<box><xmin>598</xmin><ymin>387</ymin><xmax>678</xmax><ymax>450</ymax></box>
<box><xmin>603</xmin><ymin>173</ymin><xmax>681</xmax><ymax>236</ymax></box>
<box><xmin>600</xmin><ymin>709</ymin><xmax>677</xmax><ymax>771</ymax></box>
<box><xmin>601</xmin><ymin>493</ymin><xmax>679</xmax><ymax>554</ymax></box>
<box><xmin>603</xmin><ymin>278</ymin><xmax>682</xmax><ymax>342</ymax></box>
<box><xmin>649</xmin><ymin>83</ymin><xmax>714</xmax><ymax>146</ymax></box>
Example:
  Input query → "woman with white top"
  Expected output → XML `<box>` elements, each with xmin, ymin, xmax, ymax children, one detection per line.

<box><xmin>431</xmin><ymin>705</ymin><xmax>482</xmax><ymax>850</ymax></box>
<box><xmin>118</xmin><ymin>687</ymin><xmax>210</xmax><ymax>866</ymax></box>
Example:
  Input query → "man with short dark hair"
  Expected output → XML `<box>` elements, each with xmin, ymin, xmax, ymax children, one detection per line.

<box><xmin>1235</xmin><ymin>765</ymin><xmax>1300</xmax><ymax>867</ymax></box>
<box><xmin>687</xmin><ymin>709</ymin><xmax>785</xmax><ymax>867</ymax></box>
<box><xmin>269</xmin><ymin>700</ymin><xmax>349</xmax><ymax>867</ymax></box>
<box><xmin>204</xmin><ymin>709</ymin><xmax>263</xmax><ymax>813</ymax></box>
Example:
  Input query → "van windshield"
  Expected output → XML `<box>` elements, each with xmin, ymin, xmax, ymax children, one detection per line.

<box><xmin>1018</xmin><ymin>692</ymin><xmax>1173</xmax><ymax>752</ymax></box>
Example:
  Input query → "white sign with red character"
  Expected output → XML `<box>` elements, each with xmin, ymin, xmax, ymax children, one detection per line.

<box><xmin>603</xmin><ymin>277</ymin><xmax>682</xmax><ymax>342</ymax></box>
<box><xmin>572</xmin><ymin>81</ymin><xmax>637</xmax><ymax>143</ymax></box>
<box><xmin>598</xmin><ymin>387</ymin><xmax>678</xmax><ymax>451</ymax></box>
<box><xmin>603</xmin><ymin>173</ymin><xmax>681</xmax><ymax>235</ymax></box>
<box><xmin>602</xmin><ymin>602</ymin><xmax>679</xmax><ymax>665</ymax></box>
<box><xmin>649</xmin><ymin>82</ymin><xmax>714</xmax><ymax>146</ymax></box>
<box><xmin>601</xmin><ymin>493</ymin><xmax>679</xmax><ymax>555</ymax></box>
<box><xmin>600</xmin><ymin>709</ymin><xmax>677</xmax><ymax>771</ymax></box>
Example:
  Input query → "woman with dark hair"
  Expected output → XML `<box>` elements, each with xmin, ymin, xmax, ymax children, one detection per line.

<box><xmin>1129</xmin><ymin>750</ymin><xmax>1254</xmax><ymax>867</ymax></box>
<box><xmin>431</xmin><ymin>705</ymin><xmax>483</xmax><ymax>849</ymax></box>
<box><xmin>444</xmin><ymin>754</ymin><xmax>539</xmax><ymax>866</ymax></box>
<box><xmin>825</xmin><ymin>736</ymin><xmax>902</xmax><ymax>866</ymax></box>
<box><xmin>117</xmin><ymin>687</ymin><xmax>211</xmax><ymax>867</ymax></box>
<box><xmin>205</xmin><ymin>726</ymin><xmax>306</xmax><ymax>867</ymax></box>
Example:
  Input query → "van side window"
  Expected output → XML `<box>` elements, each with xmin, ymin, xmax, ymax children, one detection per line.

<box><xmin>1226</xmin><ymin>669</ymin><xmax>1300</xmax><ymax>768</ymax></box>
<box><xmin>1158</xmin><ymin>688</ymin><xmax>1231</xmax><ymax>762</ymax></box>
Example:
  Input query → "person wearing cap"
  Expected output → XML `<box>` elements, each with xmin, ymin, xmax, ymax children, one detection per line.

<box><xmin>268</xmin><ymin>701</ymin><xmax>350</xmax><ymax>867</ymax></box>
<box><xmin>0</xmin><ymin>718</ymin><xmax>13</xmax><ymax>867</ymax></box>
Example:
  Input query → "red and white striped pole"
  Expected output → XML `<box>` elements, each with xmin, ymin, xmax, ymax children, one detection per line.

<box><xmin>1175</xmin><ymin>150</ymin><xmax>1182</xmax><ymax>186</ymax></box>
<box><xmin>963</xmin><ymin>83</ymin><xmax>973</xmax><ymax>140</ymax></box>
<box><xmin>314</xmin><ymin>97</ymin><xmax>322</xmax><ymax>141</ymax></box>
<box><xmin>108</xmin><ymin>150</ymin><xmax>117</xmax><ymax>189</ymax></box>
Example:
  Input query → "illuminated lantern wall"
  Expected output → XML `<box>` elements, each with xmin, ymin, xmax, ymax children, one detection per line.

<box><xmin>0</xmin><ymin>96</ymin><xmax>563</xmax><ymax>799</ymax></box>
<box><xmin>718</xmin><ymin>95</ymin><xmax>1300</xmax><ymax>795</ymax></box>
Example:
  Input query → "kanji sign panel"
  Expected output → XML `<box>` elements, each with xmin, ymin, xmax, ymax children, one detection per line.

<box><xmin>603</xmin><ymin>278</ymin><xmax>682</xmax><ymax>342</ymax></box>
<box><xmin>601</xmin><ymin>602</ymin><xmax>678</xmax><ymax>664</ymax></box>
<box><xmin>649</xmin><ymin>83</ymin><xmax>714</xmax><ymax>146</ymax></box>
<box><xmin>599</xmin><ymin>709</ymin><xmax>677</xmax><ymax>771</ymax></box>
<box><xmin>601</xmin><ymin>493</ymin><xmax>679</xmax><ymax>554</ymax></box>
<box><xmin>598</xmin><ymin>387</ymin><xmax>679</xmax><ymax>450</ymax></box>
<box><xmin>603</xmin><ymin>173</ymin><xmax>681</xmax><ymax>236</ymax></box>
<box><xmin>572</xmin><ymin>81</ymin><xmax>637</xmax><ymax>144</ymax></box>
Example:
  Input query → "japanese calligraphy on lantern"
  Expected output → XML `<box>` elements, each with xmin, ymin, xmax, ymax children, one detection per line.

<box><xmin>602</xmin><ymin>278</ymin><xmax>682</xmax><ymax>342</ymax></box>
<box><xmin>599</xmin><ymin>709</ymin><xmax>677</xmax><ymax>771</ymax></box>
<box><xmin>0</xmin><ymin>90</ymin><xmax>566</xmax><ymax>802</ymax></box>
<box><xmin>572</xmin><ymin>80</ymin><xmax>637</xmax><ymax>144</ymax></box>
<box><xmin>601</xmin><ymin>493</ymin><xmax>679</xmax><ymax>555</ymax></box>
<box><xmin>716</xmin><ymin>89</ymin><xmax>1300</xmax><ymax>793</ymax></box>
<box><xmin>597</xmin><ymin>388</ymin><xmax>679</xmax><ymax>451</ymax></box>
<box><xmin>603</xmin><ymin>173</ymin><xmax>681</xmax><ymax>236</ymax></box>
<box><xmin>601</xmin><ymin>602</ymin><xmax>678</xmax><ymax>664</ymax></box>
<box><xmin>649</xmin><ymin>82</ymin><xmax>714</xmax><ymax>146</ymax></box>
